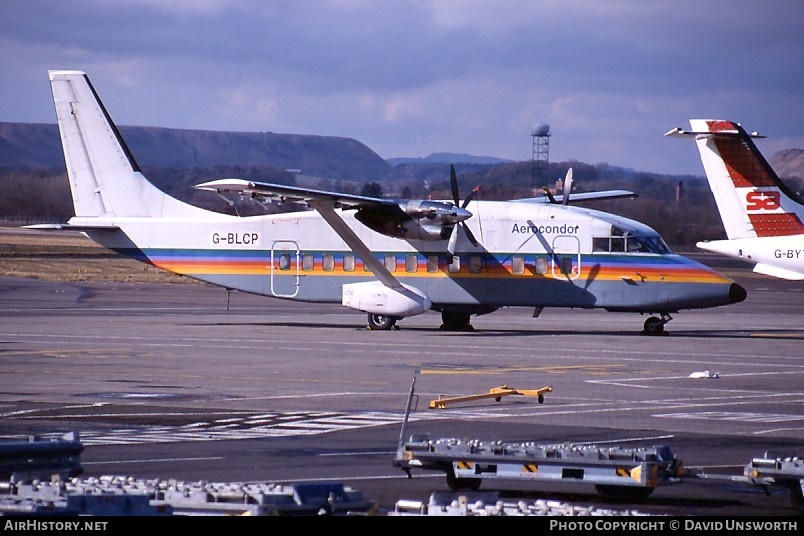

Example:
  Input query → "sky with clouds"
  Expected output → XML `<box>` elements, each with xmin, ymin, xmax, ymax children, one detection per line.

<box><xmin>2</xmin><ymin>0</ymin><xmax>802</xmax><ymax>176</ymax></box>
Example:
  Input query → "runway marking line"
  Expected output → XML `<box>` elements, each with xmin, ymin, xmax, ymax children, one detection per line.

<box><xmin>420</xmin><ymin>365</ymin><xmax>622</xmax><ymax>375</ymax></box>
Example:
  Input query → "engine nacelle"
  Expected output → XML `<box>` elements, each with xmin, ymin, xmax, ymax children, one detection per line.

<box><xmin>354</xmin><ymin>201</ymin><xmax>471</xmax><ymax>241</ymax></box>
<box><xmin>342</xmin><ymin>281</ymin><xmax>431</xmax><ymax>317</ymax></box>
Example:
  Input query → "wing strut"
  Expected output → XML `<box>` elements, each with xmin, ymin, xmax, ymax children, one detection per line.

<box><xmin>309</xmin><ymin>200</ymin><xmax>403</xmax><ymax>290</ymax></box>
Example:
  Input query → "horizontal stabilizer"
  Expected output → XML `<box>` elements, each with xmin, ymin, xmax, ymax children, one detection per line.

<box><xmin>24</xmin><ymin>223</ymin><xmax>120</xmax><ymax>232</ymax></box>
<box><xmin>752</xmin><ymin>263</ymin><xmax>804</xmax><ymax>281</ymax></box>
<box><xmin>664</xmin><ymin>127</ymin><xmax>766</xmax><ymax>139</ymax></box>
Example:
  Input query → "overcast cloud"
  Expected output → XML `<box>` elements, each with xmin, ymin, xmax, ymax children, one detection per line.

<box><xmin>2</xmin><ymin>0</ymin><xmax>802</xmax><ymax>175</ymax></box>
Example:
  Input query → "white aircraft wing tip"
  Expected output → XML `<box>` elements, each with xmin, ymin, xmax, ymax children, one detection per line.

<box><xmin>193</xmin><ymin>178</ymin><xmax>251</xmax><ymax>192</ymax></box>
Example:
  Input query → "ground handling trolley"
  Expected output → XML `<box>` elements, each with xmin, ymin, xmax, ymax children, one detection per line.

<box><xmin>393</xmin><ymin>372</ymin><xmax>684</xmax><ymax>499</ymax></box>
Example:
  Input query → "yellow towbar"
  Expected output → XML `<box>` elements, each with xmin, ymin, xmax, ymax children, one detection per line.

<box><xmin>428</xmin><ymin>385</ymin><xmax>552</xmax><ymax>409</ymax></box>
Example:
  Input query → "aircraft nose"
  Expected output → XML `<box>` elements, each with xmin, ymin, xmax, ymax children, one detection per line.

<box><xmin>728</xmin><ymin>282</ymin><xmax>747</xmax><ymax>304</ymax></box>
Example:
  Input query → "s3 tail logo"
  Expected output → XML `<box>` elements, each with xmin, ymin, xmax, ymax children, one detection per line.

<box><xmin>745</xmin><ymin>190</ymin><xmax>780</xmax><ymax>211</ymax></box>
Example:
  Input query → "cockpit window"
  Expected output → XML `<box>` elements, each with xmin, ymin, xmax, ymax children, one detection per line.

<box><xmin>637</xmin><ymin>236</ymin><xmax>671</xmax><ymax>254</ymax></box>
<box><xmin>626</xmin><ymin>236</ymin><xmax>651</xmax><ymax>253</ymax></box>
<box><xmin>593</xmin><ymin>227</ymin><xmax>671</xmax><ymax>254</ymax></box>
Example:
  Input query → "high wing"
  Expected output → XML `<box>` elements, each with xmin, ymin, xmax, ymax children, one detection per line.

<box><xmin>195</xmin><ymin>168</ymin><xmax>477</xmax><ymax>256</ymax></box>
<box><xmin>517</xmin><ymin>190</ymin><xmax>637</xmax><ymax>204</ymax></box>
<box><xmin>194</xmin><ymin>178</ymin><xmax>401</xmax><ymax>212</ymax></box>
<box><xmin>516</xmin><ymin>168</ymin><xmax>636</xmax><ymax>205</ymax></box>
<box><xmin>197</xmin><ymin>167</ymin><xmax>634</xmax><ymax>244</ymax></box>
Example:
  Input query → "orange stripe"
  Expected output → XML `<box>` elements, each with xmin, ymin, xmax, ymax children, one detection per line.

<box><xmin>154</xmin><ymin>261</ymin><xmax>731</xmax><ymax>284</ymax></box>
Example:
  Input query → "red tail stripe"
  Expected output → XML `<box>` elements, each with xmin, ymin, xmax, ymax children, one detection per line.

<box><xmin>748</xmin><ymin>213</ymin><xmax>804</xmax><ymax>237</ymax></box>
<box><xmin>708</xmin><ymin>120</ymin><xmax>739</xmax><ymax>133</ymax></box>
<box><xmin>714</xmin><ymin>137</ymin><xmax>777</xmax><ymax>188</ymax></box>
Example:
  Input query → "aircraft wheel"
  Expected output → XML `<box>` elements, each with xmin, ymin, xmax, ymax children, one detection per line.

<box><xmin>440</xmin><ymin>311</ymin><xmax>474</xmax><ymax>331</ymax></box>
<box><xmin>643</xmin><ymin>316</ymin><xmax>664</xmax><ymax>335</ymax></box>
<box><xmin>367</xmin><ymin>313</ymin><xmax>397</xmax><ymax>331</ymax></box>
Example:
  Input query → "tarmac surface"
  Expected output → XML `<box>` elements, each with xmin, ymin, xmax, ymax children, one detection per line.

<box><xmin>0</xmin><ymin>266</ymin><xmax>802</xmax><ymax>516</ymax></box>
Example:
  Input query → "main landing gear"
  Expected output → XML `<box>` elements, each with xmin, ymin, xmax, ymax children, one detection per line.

<box><xmin>366</xmin><ymin>311</ymin><xmax>477</xmax><ymax>331</ymax></box>
<box><xmin>439</xmin><ymin>311</ymin><xmax>474</xmax><ymax>332</ymax></box>
<box><xmin>366</xmin><ymin>313</ymin><xmax>399</xmax><ymax>331</ymax></box>
<box><xmin>643</xmin><ymin>313</ymin><xmax>672</xmax><ymax>336</ymax></box>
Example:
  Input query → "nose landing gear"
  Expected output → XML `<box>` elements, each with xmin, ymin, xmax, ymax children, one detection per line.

<box><xmin>643</xmin><ymin>313</ymin><xmax>672</xmax><ymax>335</ymax></box>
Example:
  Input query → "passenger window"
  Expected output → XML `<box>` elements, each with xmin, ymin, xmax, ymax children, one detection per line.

<box><xmin>385</xmin><ymin>254</ymin><xmax>397</xmax><ymax>272</ymax></box>
<box><xmin>343</xmin><ymin>254</ymin><xmax>355</xmax><ymax>272</ymax></box>
<box><xmin>535</xmin><ymin>257</ymin><xmax>548</xmax><ymax>275</ymax></box>
<box><xmin>279</xmin><ymin>253</ymin><xmax>291</xmax><ymax>271</ymax></box>
<box><xmin>448</xmin><ymin>256</ymin><xmax>461</xmax><ymax>273</ymax></box>
<box><xmin>469</xmin><ymin>255</ymin><xmax>482</xmax><ymax>274</ymax></box>
<box><xmin>323</xmin><ymin>254</ymin><xmax>334</xmax><ymax>272</ymax></box>
<box><xmin>302</xmin><ymin>254</ymin><xmax>314</xmax><ymax>271</ymax></box>
<box><xmin>512</xmin><ymin>256</ymin><xmax>524</xmax><ymax>274</ymax></box>
<box><xmin>426</xmin><ymin>255</ymin><xmax>439</xmax><ymax>273</ymax></box>
<box><xmin>405</xmin><ymin>254</ymin><xmax>418</xmax><ymax>273</ymax></box>
<box><xmin>560</xmin><ymin>256</ymin><xmax>573</xmax><ymax>276</ymax></box>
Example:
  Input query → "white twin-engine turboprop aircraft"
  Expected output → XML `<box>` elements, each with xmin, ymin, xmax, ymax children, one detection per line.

<box><xmin>38</xmin><ymin>70</ymin><xmax>747</xmax><ymax>334</ymax></box>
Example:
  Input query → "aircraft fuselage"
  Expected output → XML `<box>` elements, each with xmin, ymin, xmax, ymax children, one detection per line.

<box><xmin>78</xmin><ymin>200</ymin><xmax>743</xmax><ymax>315</ymax></box>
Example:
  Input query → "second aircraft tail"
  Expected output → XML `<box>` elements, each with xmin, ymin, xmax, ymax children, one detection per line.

<box><xmin>666</xmin><ymin>119</ymin><xmax>803</xmax><ymax>240</ymax></box>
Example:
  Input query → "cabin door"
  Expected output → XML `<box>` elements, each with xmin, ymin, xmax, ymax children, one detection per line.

<box><xmin>270</xmin><ymin>240</ymin><xmax>300</xmax><ymax>298</ymax></box>
<box><xmin>551</xmin><ymin>235</ymin><xmax>581</xmax><ymax>279</ymax></box>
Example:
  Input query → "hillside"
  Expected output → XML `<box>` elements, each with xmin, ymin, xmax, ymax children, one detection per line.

<box><xmin>2</xmin><ymin>122</ymin><xmax>802</xmax><ymax>185</ymax></box>
<box><xmin>771</xmin><ymin>149</ymin><xmax>804</xmax><ymax>180</ymax></box>
<box><xmin>0</xmin><ymin>122</ymin><xmax>392</xmax><ymax>182</ymax></box>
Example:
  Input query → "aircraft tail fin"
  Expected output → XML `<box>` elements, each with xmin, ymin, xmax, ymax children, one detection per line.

<box><xmin>48</xmin><ymin>70</ymin><xmax>207</xmax><ymax>219</ymax></box>
<box><xmin>666</xmin><ymin>119</ymin><xmax>803</xmax><ymax>240</ymax></box>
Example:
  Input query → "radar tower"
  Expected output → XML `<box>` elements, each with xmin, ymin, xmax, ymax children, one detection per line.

<box><xmin>531</xmin><ymin>123</ymin><xmax>551</xmax><ymax>192</ymax></box>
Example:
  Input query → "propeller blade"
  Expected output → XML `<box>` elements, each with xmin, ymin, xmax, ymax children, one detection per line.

<box><xmin>447</xmin><ymin>223</ymin><xmax>478</xmax><ymax>254</ymax></box>
<box><xmin>542</xmin><ymin>186</ymin><xmax>558</xmax><ymax>204</ymax></box>
<box><xmin>462</xmin><ymin>222</ymin><xmax>479</xmax><ymax>246</ymax></box>
<box><xmin>462</xmin><ymin>185</ymin><xmax>481</xmax><ymax>208</ymax></box>
<box><xmin>450</xmin><ymin>164</ymin><xmax>460</xmax><ymax>206</ymax></box>
<box><xmin>447</xmin><ymin>225</ymin><xmax>459</xmax><ymax>256</ymax></box>
<box><xmin>562</xmin><ymin>168</ymin><xmax>573</xmax><ymax>205</ymax></box>
<box><xmin>447</xmin><ymin>164</ymin><xmax>481</xmax><ymax>253</ymax></box>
